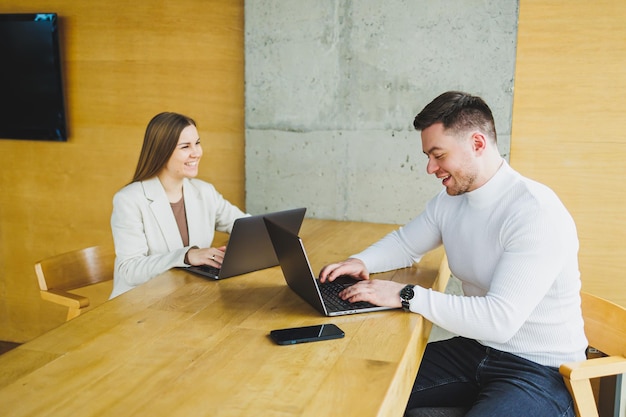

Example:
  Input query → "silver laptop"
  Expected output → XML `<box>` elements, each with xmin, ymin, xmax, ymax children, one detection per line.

<box><xmin>185</xmin><ymin>207</ymin><xmax>306</xmax><ymax>280</ymax></box>
<box><xmin>263</xmin><ymin>217</ymin><xmax>394</xmax><ymax>316</ymax></box>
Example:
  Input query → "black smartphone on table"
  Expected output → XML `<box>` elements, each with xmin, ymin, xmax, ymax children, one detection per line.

<box><xmin>269</xmin><ymin>323</ymin><xmax>345</xmax><ymax>345</ymax></box>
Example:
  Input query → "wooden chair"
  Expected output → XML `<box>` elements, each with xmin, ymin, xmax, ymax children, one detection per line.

<box><xmin>560</xmin><ymin>291</ymin><xmax>626</xmax><ymax>417</ymax></box>
<box><xmin>35</xmin><ymin>245</ymin><xmax>115</xmax><ymax>321</ymax></box>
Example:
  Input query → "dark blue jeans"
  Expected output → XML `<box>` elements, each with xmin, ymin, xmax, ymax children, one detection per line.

<box><xmin>406</xmin><ymin>337</ymin><xmax>575</xmax><ymax>417</ymax></box>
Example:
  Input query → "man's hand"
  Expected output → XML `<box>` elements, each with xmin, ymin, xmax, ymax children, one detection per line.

<box><xmin>339</xmin><ymin>279</ymin><xmax>405</xmax><ymax>308</ymax></box>
<box><xmin>319</xmin><ymin>258</ymin><xmax>407</xmax><ymax>308</ymax></box>
<box><xmin>319</xmin><ymin>258</ymin><xmax>369</xmax><ymax>283</ymax></box>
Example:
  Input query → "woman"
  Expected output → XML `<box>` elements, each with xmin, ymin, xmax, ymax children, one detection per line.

<box><xmin>110</xmin><ymin>112</ymin><xmax>247</xmax><ymax>298</ymax></box>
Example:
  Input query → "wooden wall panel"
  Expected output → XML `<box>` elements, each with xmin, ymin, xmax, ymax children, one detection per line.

<box><xmin>0</xmin><ymin>0</ymin><xmax>245</xmax><ymax>342</ymax></box>
<box><xmin>511</xmin><ymin>0</ymin><xmax>626</xmax><ymax>306</ymax></box>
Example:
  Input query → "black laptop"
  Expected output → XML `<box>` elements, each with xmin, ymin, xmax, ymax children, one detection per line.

<box><xmin>264</xmin><ymin>217</ymin><xmax>394</xmax><ymax>316</ymax></box>
<box><xmin>185</xmin><ymin>207</ymin><xmax>306</xmax><ymax>279</ymax></box>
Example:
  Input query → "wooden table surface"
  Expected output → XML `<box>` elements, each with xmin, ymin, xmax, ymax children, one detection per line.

<box><xmin>0</xmin><ymin>218</ymin><xmax>449</xmax><ymax>417</ymax></box>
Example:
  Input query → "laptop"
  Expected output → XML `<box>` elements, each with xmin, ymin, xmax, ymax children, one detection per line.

<box><xmin>185</xmin><ymin>207</ymin><xmax>306</xmax><ymax>280</ymax></box>
<box><xmin>263</xmin><ymin>217</ymin><xmax>395</xmax><ymax>316</ymax></box>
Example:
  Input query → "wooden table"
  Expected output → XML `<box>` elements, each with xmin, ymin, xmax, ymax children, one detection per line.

<box><xmin>0</xmin><ymin>219</ymin><xmax>450</xmax><ymax>417</ymax></box>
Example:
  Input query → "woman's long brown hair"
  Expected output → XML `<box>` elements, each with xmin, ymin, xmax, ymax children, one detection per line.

<box><xmin>131</xmin><ymin>112</ymin><xmax>196</xmax><ymax>184</ymax></box>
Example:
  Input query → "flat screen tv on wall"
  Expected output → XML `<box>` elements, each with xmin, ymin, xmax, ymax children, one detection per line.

<box><xmin>0</xmin><ymin>13</ymin><xmax>67</xmax><ymax>141</ymax></box>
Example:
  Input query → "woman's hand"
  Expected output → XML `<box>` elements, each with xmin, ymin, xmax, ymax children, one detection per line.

<box><xmin>186</xmin><ymin>246</ymin><xmax>226</xmax><ymax>267</ymax></box>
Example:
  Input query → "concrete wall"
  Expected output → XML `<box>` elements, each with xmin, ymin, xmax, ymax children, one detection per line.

<box><xmin>245</xmin><ymin>0</ymin><xmax>519</xmax><ymax>224</ymax></box>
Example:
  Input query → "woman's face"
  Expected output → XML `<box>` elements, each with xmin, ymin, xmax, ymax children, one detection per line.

<box><xmin>162</xmin><ymin>124</ymin><xmax>203</xmax><ymax>181</ymax></box>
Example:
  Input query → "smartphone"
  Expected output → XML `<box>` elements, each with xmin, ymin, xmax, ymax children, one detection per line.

<box><xmin>269</xmin><ymin>323</ymin><xmax>345</xmax><ymax>345</ymax></box>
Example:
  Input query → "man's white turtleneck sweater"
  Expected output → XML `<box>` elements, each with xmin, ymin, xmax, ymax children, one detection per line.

<box><xmin>353</xmin><ymin>160</ymin><xmax>587</xmax><ymax>367</ymax></box>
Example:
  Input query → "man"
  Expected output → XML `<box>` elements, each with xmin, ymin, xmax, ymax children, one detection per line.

<box><xmin>319</xmin><ymin>91</ymin><xmax>586</xmax><ymax>416</ymax></box>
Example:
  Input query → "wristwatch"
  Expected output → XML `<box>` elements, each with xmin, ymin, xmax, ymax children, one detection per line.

<box><xmin>400</xmin><ymin>285</ymin><xmax>415</xmax><ymax>312</ymax></box>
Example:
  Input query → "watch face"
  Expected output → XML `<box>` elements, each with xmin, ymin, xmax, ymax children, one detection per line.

<box><xmin>400</xmin><ymin>285</ymin><xmax>414</xmax><ymax>301</ymax></box>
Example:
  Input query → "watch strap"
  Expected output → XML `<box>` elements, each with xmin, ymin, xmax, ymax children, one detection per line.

<box><xmin>400</xmin><ymin>285</ymin><xmax>415</xmax><ymax>312</ymax></box>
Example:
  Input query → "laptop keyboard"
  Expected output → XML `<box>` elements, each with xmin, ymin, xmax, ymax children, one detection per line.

<box><xmin>194</xmin><ymin>264</ymin><xmax>220</xmax><ymax>278</ymax></box>
<box><xmin>317</xmin><ymin>278</ymin><xmax>377</xmax><ymax>312</ymax></box>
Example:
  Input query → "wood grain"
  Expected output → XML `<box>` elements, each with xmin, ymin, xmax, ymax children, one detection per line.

<box><xmin>511</xmin><ymin>0</ymin><xmax>626</xmax><ymax>306</ymax></box>
<box><xmin>0</xmin><ymin>219</ymin><xmax>450</xmax><ymax>417</ymax></box>
<box><xmin>0</xmin><ymin>0</ymin><xmax>245</xmax><ymax>341</ymax></box>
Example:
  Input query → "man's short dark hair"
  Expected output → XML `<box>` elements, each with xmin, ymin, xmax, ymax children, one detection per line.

<box><xmin>413</xmin><ymin>91</ymin><xmax>497</xmax><ymax>142</ymax></box>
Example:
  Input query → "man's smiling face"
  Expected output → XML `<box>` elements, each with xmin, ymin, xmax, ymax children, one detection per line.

<box><xmin>421</xmin><ymin>122</ymin><xmax>480</xmax><ymax>196</ymax></box>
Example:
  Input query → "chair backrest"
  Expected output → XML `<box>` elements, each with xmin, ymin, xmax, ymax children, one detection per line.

<box><xmin>35</xmin><ymin>245</ymin><xmax>115</xmax><ymax>292</ymax></box>
<box><xmin>581</xmin><ymin>291</ymin><xmax>626</xmax><ymax>357</ymax></box>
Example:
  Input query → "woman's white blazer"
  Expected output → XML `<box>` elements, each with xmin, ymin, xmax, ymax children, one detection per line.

<box><xmin>110</xmin><ymin>177</ymin><xmax>247</xmax><ymax>298</ymax></box>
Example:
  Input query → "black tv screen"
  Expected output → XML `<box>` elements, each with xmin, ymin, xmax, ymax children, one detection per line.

<box><xmin>0</xmin><ymin>13</ymin><xmax>67</xmax><ymax>141</ymax></box>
